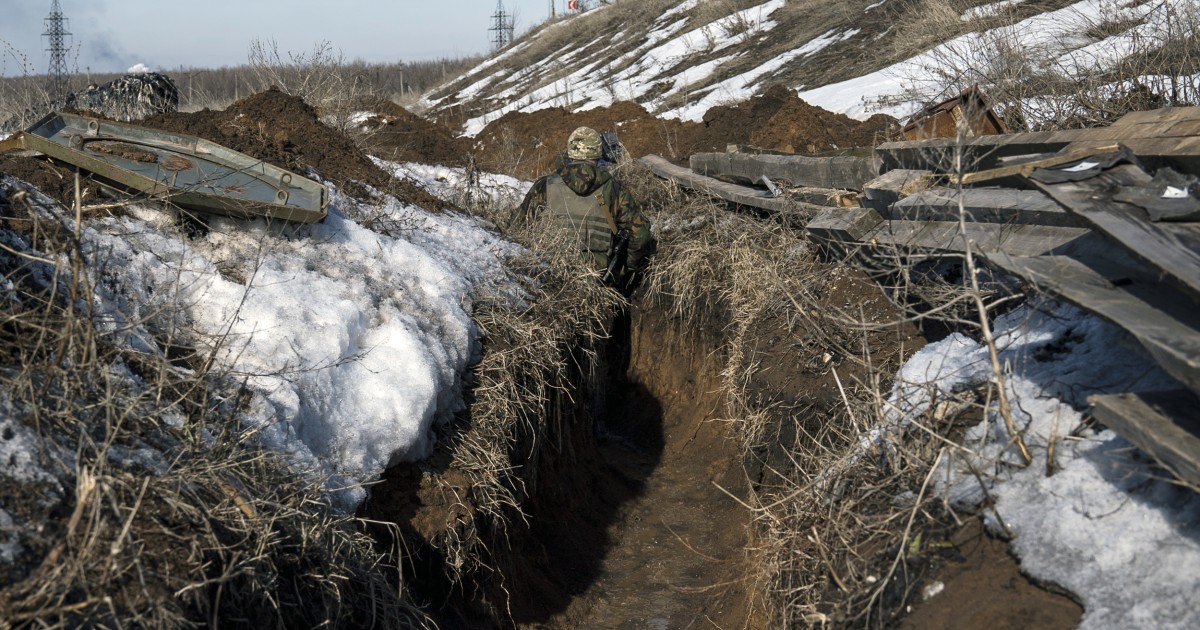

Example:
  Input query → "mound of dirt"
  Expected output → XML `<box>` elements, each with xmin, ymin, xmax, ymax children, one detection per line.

<box><xmin>705</xmin><ymin>84</ymin><xmax>896</xmax><ymax>154</ymax></box>
<box><xmin>140</xmin><ymin>88</ymin><xmax>444</xmax><ymax>211</ymax></box>
<box><xmin>358</xmin><ymin>99</ymin><xmax>472</xmax><ymax>167</ymax></box>
<box><xmin>0</xmin><ymin>156</ymin><xmax>105</xmax><ymax>210</ymax></box>
<box><xmin>469</xmin><ymin>85</ymin><xmax>896</xmax><ymax>179</ymax></box>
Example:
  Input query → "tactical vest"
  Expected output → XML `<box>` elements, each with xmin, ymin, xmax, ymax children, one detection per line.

<box><xmin>544</xmin><ymin>174</ymin><xmax>617</xmax><ymax>269</ymax></box>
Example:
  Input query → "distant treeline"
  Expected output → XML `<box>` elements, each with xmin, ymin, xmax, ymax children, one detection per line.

<box><xmin>0</xmin><ymin>55</ymin><xmax>484</xmax><ymax>116</ymax></box>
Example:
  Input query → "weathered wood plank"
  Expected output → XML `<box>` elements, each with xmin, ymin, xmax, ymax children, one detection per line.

<box><xmin>640</xmin><ymin>154</ymin><xmax>827</xmax><ymax>215</ymax></box>
<box><xmin>689</xmin><ymin>152</ymin><xmax>878</xmax><ymax>190</ymax></box>
<box><xmin>859</xmin><ymin>169</ymin><xmax>935</xmax><ymax>214</ymax></box>
<box><xmin>862</xmin><ymin>221</ymin><xmax>1090</xmax><ymax>257</ymax></box>
<box><xmin>890</xmin><ymin>188</ymin><xmax>1078</xmax><ymax>227</ymax></box>
<box><xmin>987</xmin><ymin>252</ymin><xmax>1200</xmax><ymax>395</ymax></box>
<box><xmin>1107</xmin><ymin>106</ymin><xmax>1200</xmax><ymax>131</ymax></box>
<box><xmin>1091</xmin><ymin>390</ymin><xmax>1200</xmax><ymax>488</ymax></box>
<box><xmin>1030</xmin><ymin>163</ymin><xmax>1200</xmax><ymax>302</ymax></box>
<box><xmin>807</xmin><ymin>207</ymin><xmax>884</xmax><ymax>250</ymax></box>
<box><xmin>877</xmin><ymin>106</ymin><xmax>1200</xmax><ymax>173</ymax></box>
<box><xmin>950</xmin><ymin>144</ymin><xmax>1120</xmax><ymax>185</ymax></box>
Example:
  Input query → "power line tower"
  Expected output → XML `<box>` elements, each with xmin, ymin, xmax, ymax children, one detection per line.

<box><xmin>489</xmin><ymin>1</ymin><xmax>514</xmax><ymax>51</ymax></box>
<box><xmin>43</xmin><ymin>0</ymin><xmax>72</xmax><ymax>100</ymax></box>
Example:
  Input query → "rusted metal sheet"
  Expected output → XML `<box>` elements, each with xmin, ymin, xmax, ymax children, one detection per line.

<box><xmin>900</xmin><ymin>85</ymin><xmax>1007</xmax><ymax>141</ymax></box>
<box><xmin>0</xmin><ymin>112</ymin><xmax>327</xmax><ymax>223</ymax></box>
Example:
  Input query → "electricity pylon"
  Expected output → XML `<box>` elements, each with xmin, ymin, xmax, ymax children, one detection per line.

<box><xmin>43</xmin><ymin>0</ymin><xmax>72</xmax><ymax>100</ymax></box>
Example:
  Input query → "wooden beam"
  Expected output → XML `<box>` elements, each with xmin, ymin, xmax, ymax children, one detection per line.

<box><xmin>807</xmin><ymin>207</ymin><xmax>884</xmax><ymax>250</ymax></box>
<box><xmin>987</xmin><ymin>252</ymin><xmax>1200</xmax><ymax>395</ymax></box>
<box><xmin>859</xmin><ymin>169</ymin><xmax>935</xmax><ymax>214</ymax></box>
<box><xmin>689</xmin><ymin>151</ymin><xmax>878</xmax><ymax>191</ymax></box>
<box><xmin>948</xmin><ymin>144</ymin><xmax>1120</xmax><ymax>185</ymax></box>
<box><xmin>1091</xmin><ymin>390</ymin><xmax>1200</xmax><ymax>489</ymax></box>
<box><xmin>890</xmin><ymin>188</ymin><xmax>1078</xmax><ymax>227</ymax></box>
<box><xmin>640</xmin><ymin>154</ymin><xmax>838</xmax><ymax>216</ymax></box>
<box><xmin>863</xmin><ymin>221</ymin><xmax>1090</xmax><ymax>258</ymax></box>
<box><xmin>876</xmin><ymin>106</ymin><xmax>1200</xmax><ymax>173</ymax></box>
<box><xmin>1031</xmin><ymin>163</ymin><xmax>1200</xmax><ymax>303</ymax></box>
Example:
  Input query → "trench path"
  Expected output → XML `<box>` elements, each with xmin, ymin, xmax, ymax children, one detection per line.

<box><xmin>540</xmin><ymin>309</ymin><xmax>755</xmax><ymax>629</ymax></box>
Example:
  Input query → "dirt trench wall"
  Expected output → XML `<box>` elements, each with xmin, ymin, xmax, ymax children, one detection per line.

<box><xmin>361</xmin><ymin>295</ymin><xmax>760</xmax><ymax>628</ymax></box>
<box><xmin>499</xmin><ymin>302</ymin><xmax>758</xmax><ymax>628</ymax></box>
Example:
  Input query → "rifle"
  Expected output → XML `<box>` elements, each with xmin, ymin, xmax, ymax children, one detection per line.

<box><xmin>601</xmin><ymin>230</ymin><xmax>631</xmax><ymax>285</ymax></box>
<box><xmin>600</xmin><ymin>131</ymin><xmax>624</xmax><ymax>166</ymax></box>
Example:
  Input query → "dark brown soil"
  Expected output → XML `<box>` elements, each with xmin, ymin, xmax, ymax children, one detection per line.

<box><xmin>357</xmin><ymin>98</ymin><xmax>472</xmax><ymax>167</ymax></box>
<box><xmin>899</xmin><ymin>519</ymin><xmax>1083</xmax><ymax>630</ymax></box>
<box><xmin>139</xmin><ymin>88</ymin><xmax>446</xmax><ymax>211</ymax></box>
<box><xmin>530</xmin><ymin>304</ymin><xmax>759</xmax><ymax>629</ymax></box>
<box><xmin>0</xmin><ymin>156</ymin><xmax>105</xmax><ymax>211</ymax></box>
<box><xmin>464</xmin><ymin>85</ymin><xmax>897</xmax><ymax>179</ymax></box>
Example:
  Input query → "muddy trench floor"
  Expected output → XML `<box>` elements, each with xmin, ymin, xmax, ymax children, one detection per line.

<box><xmin>515</xmin><ymin>307</ymin><xmax>757</xmax><ymax>629</ymax></box>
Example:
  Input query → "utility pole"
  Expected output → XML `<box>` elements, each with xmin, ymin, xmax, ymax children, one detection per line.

<box><xmin>550</xmin><ymin>0</ymin><xmax>557</xmax><ymax>19</ymax></box>
<box><xmin>43</xmin><ymin>0</ymin><xmax>72</xmax><ymax>101</ymax></box>
<box><xmin>489</xmin><ymin>1</ymin><xmax>515</xmax><ymax>51</ymax></box>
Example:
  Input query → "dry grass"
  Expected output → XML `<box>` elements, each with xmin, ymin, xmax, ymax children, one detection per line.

<box><xmin>887</xmin><ymin>0</ymin><xmax>1200</xmax><ymax>130</ymax></box>
<box><xmin>622</xmin><ymin>165</ymin><xmax>1024</xmax><ymax>627</ymax></box>
<box><xmin>388</xmin><ymin>186</ymin><xmax>627</xmax><ymax>619</ymax></box>
<box><xmin>0</xmin><ymin>180</ymin><xmax>431</xmax><ymax>628</ymax></box>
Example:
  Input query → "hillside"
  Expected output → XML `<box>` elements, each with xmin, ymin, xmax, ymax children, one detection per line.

<box><xmin>428</xmin><ymin>0</ymin><xmax>1196</xmax><ymax>134</ymax></box>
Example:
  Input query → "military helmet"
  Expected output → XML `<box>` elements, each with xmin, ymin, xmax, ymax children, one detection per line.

<box><xmin>566</xmin><ymin>126</ymin><xmax>603</xmax><ymax>160</ymax></box>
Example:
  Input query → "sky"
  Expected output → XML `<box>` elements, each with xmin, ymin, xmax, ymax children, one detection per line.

<box><xmin>0</xmin><ymin>0</ymin><xmax>560</xmax><ymax>77</ymax></box>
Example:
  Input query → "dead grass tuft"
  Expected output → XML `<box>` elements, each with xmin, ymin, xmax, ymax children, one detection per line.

<box><xmin>0</xmin><ymin>179</ymin><xmax>431</xmax><ymax>628</ymax></box>
<box><xmin>393</xmin><ymin>188</ymin><xmax>627</xmax><ymax>620</ymax></box>
<box><xmin>622</xmin><ymin>169</ymin><xmax>1008</xmax><ymax>627</ymax></box>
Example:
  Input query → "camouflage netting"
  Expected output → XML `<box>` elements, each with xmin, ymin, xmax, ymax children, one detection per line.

<box><xmin>1</xmin><ymin>72</ymin><xmax>180</xmax><ymax>133</ymax></box>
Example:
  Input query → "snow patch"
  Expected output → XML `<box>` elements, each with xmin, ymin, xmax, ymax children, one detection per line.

<box><xmin>883</xmin><ymin>300</ymin><xmax>1200</xmax><ymax>629</ymax></box>
<box><xmin>85</xmin><ymin>185</ymin><xmax>519</xmax><ymax>512</ymax></box>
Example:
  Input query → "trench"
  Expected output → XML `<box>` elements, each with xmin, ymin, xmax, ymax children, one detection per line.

<box><xmin>511</xmin><ymin>305</ymin><xmax>758</xmax><ymax>629</ymax></box>
<box><xmin>363</xmin><ymin>301</ymin><xmax>760</xmax><ymax>628</ymax></box>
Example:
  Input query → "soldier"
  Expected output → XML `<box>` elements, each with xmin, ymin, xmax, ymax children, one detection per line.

<box><xmin>512</xmin><ymin>126</ymin><xmax>654</xmax><ymax>289</ymax></box>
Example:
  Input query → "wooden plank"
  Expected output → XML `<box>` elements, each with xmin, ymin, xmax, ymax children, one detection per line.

<box><xmin>876</xmin><ymin>106</ymin><xmax>1200</xmax><ymax>173</ymax></box>
<box><xmin>890</xmin><ymin>188</ymin><xmax>1078</xmax><ymax>227</ymax></box>
<box><xmin>640</xmin><ymin>154</ymin><xmax>827</xmax><ymax>215</ymax></box>
<box><xmin>877</xmin><ymin>129</ymin><xmax>1107</xmax><ymax>173</ymax></box>
<box><xmin>689</xmin><ymin>152</ymin><xmax>878</xmax><ymax>190</ymax></box>
<box><xmin>859</xmin><ymin>169</ymin><xmax>936</xmax><ymax>214</ymax></box>
<box><xmin>1091</xmin><ymin>391</ymin><xmax>1200</xmax><ymax>488</ymax></box>
<box><xmin>1031</xmin><ymin>163</ymin><xmax>1200</xmax><ymax>302</ymax></box>
<box><xmin>987</xmin><ymin>252</ymin><xmax>1200</xmax><ymax>395</ymax></box>
<box><xmin>949</xmin><ymin>144</ymin><xmax>1120</xmax><ymax>185</ymax></box>
<box><xmin>862</xmin><ymin>221</ymin><xmax>1090</xmax><ymax>257</ymax></box>
<box><xmin>807</xmin><ymin>207</ymin><xmax>884</xmax><ymax>246</ymax></box>
<box><xmin>1107</xmin><ymin>105</ymin><xmax>1200</xmax><ymax>131</ymax></box>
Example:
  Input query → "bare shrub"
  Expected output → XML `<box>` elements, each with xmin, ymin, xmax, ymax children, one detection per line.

<box><xmin>888</xmin><ymin>0</ymin><xmax>1200</xmax><ymax>130</ymax></box>
<box><xmin>246</xmin><ymin>39</ymin><xmax>380</xmax><ymax>131</ymax></box>
<box><xmin>0</xmin><ymin>40</ymin><xmax>53</xmax><ymax>132</ymax></box>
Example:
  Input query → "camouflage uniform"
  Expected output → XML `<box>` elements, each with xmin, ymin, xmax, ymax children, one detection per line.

<box><xmin>512</xmin><ymin>132</ymin><xmax>654</xmax><ymax>277</ymax></box>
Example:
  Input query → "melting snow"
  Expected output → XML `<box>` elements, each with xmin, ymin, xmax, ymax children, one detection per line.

<box><xmin>885</xmin><ymin>300</ymin><xmax>1200</xmax><ymax>629</ymax></box>
<box><xmin>83</xmin><ymin>180</ymin><xmax>520</xmax><ymax>512</ymax></box>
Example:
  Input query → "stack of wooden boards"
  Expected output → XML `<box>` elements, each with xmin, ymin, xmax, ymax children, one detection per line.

<box><xmin>640</xmin><ymin>106</ymin><xmax>1200</xmax><ymax>488</ymax></box>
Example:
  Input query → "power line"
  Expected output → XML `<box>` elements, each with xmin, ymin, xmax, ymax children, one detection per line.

<box><xmin>43</xmin><ymin>0</ymin><xmax>72</xmax><ymax>100</ymax></box>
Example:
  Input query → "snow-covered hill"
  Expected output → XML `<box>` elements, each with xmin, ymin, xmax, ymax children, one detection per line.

<box><xmin>426</xmin><ymin>0</ymin><xmax>1197</xmax><ymax>135</ymax></box>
